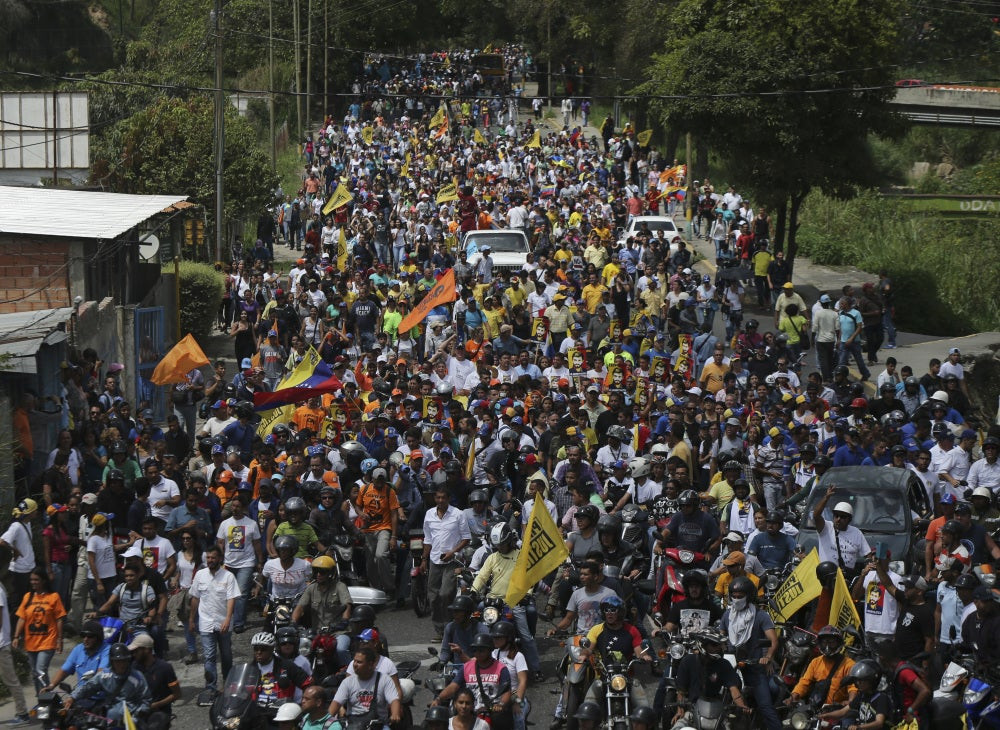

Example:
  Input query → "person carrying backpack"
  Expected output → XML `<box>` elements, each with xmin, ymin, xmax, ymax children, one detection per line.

<box><xmin>874</xmin><ymin>640</ymin><xmax>931</xmax><ymax>729</ymax></box>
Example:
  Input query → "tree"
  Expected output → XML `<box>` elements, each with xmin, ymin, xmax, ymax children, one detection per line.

<box><xmin>91</xmin><ymin>95</ymin><xmax>278</xmax><ymax>253</ymax></box>
<box><xmin>636</xmin><ymin>0</ymin><xmax>907</xmax><ymax>268</ymax></box>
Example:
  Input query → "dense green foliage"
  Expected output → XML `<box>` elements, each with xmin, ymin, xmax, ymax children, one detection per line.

<box><xmin>797</xmin><ymin>189</ymin><xmax>1000</xmax><ymax>333</ymax></box>
<box><xmin>171</xmin><ymin>261</ymin><xmax>225</xmax><ymax>338</ymax></box>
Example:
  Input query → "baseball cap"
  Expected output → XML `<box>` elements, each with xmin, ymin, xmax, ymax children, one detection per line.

<box><xmin>901</xmin><ymin>576</ymin><xmax>928</xmax><ymax>592</ymax></box>
<box><xmin>949</xmin><ymin>347</ymin><xmax>961</xmax><ymax>355</ymax></box>
<box><xmin>240</xmin><ymin>357</ymin><xmax>253</xmax><ymax>369</ymax></box>
<box><xmin>723</xmin><ymin>551</ymin><xmax>746</xmax><ymax>566</ymax></box>
<box><xmin>940</xmin><ymin>492</ymin><xmax>957</xmax><ymax>505</ymax></box>
<box><xmin>127</xmin><ymin>634</ymin><xmax>155</xmax><ymax>650</ymax></box>
<box><xmin>961</xmin><ymin>429</ymin><xmax>977</xmax><ymax>440</ymax></box>
<box><xmin>372</xmin><ymin>468</ymin><xmax>388</xmax><ymax>480</ymax></box>
<box><xmin>724</xmin><ymin>531</ymin><xmax>745</xmax><ymax>544</ymax></box>
<box><xmin>81</xmin><ymin>493</ymin><xmax>98</xmax><ymax>505</ymax></box>
<box><xmin>819</xmin><ymin>294</ymin><xmax>831</xmax><ymax>304</ymax></box>
<box><xmin>782</xmin><ymin>282</ymin><xmax>794</xmax><ymax>289</ymax></box>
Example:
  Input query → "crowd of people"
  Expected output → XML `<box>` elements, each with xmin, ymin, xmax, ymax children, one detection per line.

<box><xmin>2</xmin><ymin>42</ymin><xmax>998</xmax><ymax>730</ymax></box>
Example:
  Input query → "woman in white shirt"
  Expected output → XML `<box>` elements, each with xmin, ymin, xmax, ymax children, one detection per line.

<box><xmin>492</xmin><ymin>623</ymin><xmax>529</xmax><ymax>730</ymax></box>
<box><xmin>173</xmin><ymin>529</ymin><xmax>205</xmax><ymax>664</ymax></box>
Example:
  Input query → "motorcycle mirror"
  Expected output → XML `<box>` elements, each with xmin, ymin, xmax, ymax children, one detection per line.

<box><xmin>652</xmin><ymin>612</ymin><xmax>665</xmax><ymax>626</ymax></box>
<box><xmin>427</xmin><ymin>647</ymin><xmax>439</xmax><ymax>656</ymax></box>
<box><xmin>580</xmin><ymin>637</ymin><xmax>591</xmax><ymax>649</ymax></box>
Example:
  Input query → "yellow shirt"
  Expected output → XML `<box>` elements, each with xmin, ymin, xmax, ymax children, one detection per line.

<box><xmin>471</xmin><ymin>549</ymin><xmax>520</xmax><ymax>599</ymax></box>
<box><xmin>714</xmin><ymin>571</ymin><xmax>761</xmax><ymax>598</ymax></box>
<box><xmin>700</xmin><ymin>361</ymin><xmax>731</xmax><ymax>394</ymax></box>
<box><xmin>505</xmin><ymin>285</ymin><xmax>526</xmax><ymax>311</ymax></box>
<box><xmin>601</xmin><ymin>262</ymin><xmax>621</xmax><ymax>287</ymax></box>
<box><xmin>581</xmin><ymin>283</ymin><xmax>608</xmax><ymax>314</ymax></box>
<box><xmin>752</xmin><ymin>250</ymin><xmax>773</xmax><ymax>277</ymax></box>
<box><xmin>543</xmin><ymin>304</ymin><xmax>573</xmax><ymax>334</ymax></box>
<box><xmin>708</xmin><ymin>480</ymin><xmax>736</xmax><ymax>512</ymax></box>
<box><xmin>640</xmin><ymin>288</ymin><xmax>664</xmax><ymax>315</ymax></box>
<box><xmin>483</xmin><ymin>307</ymin><xmax>507</xmax><ymax>340</ymax></box>
<box><xmin>568</xmin><ymin>212</ymin><xmax>583</xmax><ymax>228</ymax></box>
<box><xmin>554</xmin><ymin>248</ymin><xmax>573</xmax><ymax>264</ymax></box>
<box><xmin>584</xmin><ymin>244</ymin><xmax>608</xmax><ymax>269</ymax></box>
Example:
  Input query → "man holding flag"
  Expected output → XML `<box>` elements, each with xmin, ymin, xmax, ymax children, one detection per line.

<box><xmin>472</xmin><ymin>519</ymin><xmax>554</xmax><ymax>681</ymax></box>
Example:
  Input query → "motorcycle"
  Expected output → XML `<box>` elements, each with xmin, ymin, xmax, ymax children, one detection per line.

<box><xmin>264</xmin><ymin>593</ymin><xmax>301</xmax><ymax>635</ymax></box>
<box><xmin>331</xmin><ymin>533</ymin><xmax>362</xmax><ymax>585</ymax></box>
<box><xmin>407</xmin><ymin>529</ymin><xmax>431</xmax><ymax>618</ymax></box>
<box><xmin>304</xmin><ymin>625</ymin><xmax>343</xmax><ymax>685</ymax></box>
<box><xmin>425</xmin><ymin>647</ymin><xmax>464</xmax><ymax>697</ymax></box>
<box><xmin>594</xmin><ymin>641</ymin><xmax>652</xmax><ymax>730</ymax></box>
<box><xmin>963</xmin><ymin>667</ymin><xmax>1000</xmax><ymax>729</ymax></box>
<box><xmin>776</xmin><ymin>624</ymin><xmax>815</xmax><ymax>693</ymax></box>
<box><xmin>620</xmin><ymin>503</ymin><xmax>650</xmax><ymax>554</ymax></box>
<box><xmin>555</xmin><ymin>634</ymin><xmax>597</xmax><ymax>730</ymax></box>
<box><xmin>930</xmin><ymin>659</ymin><xmax>972</xmax><ymax>730</ymax></box>
<box><xmin>208</xmin><ymin>662</ymin><xmax>289</xmax><ymax>729</ymax></box>
<box><xmin>652</xmin><ymin>547</ymin><xmax>706</xmax><ymax>612</ymax></box>
<box><xmin>783</xmin><ymin>701</ymin><xmax>843</xmax><ymax>730</ymax></box>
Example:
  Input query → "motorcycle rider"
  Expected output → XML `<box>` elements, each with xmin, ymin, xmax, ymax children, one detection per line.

<box><xmin>492</xmin><ymin>622</ymin><xmax>530</xmax><ymax>730</ymax></box>
<box><xmin>462</xmin><ymin>489</ymin><xmax>495</xmax><ymax>541</ymax></box>
<box><xmin>129</xmin><ymin>633</ymin><xmax>180</xmax><ymax>730</ymax></box>
<box><xmin>440</xmin><ymin>595</ymin><xmax>488</xmax><ymax>665</ymax></box>
<box><xmin>746</xmin><ymin>511</ymin><xmax>798</xmax><ymax>570</ymax></box>
<box><xmin>259</xmin><ymin>534</ymin><xmax>311</xmax><ymax>601</ymax></box>
<box><xmin>547</xmin><ymin>561</ymin><xmax>620</xmax><ymax>637</ymax></box>
<box><xmin>720</xmin><ymin>575</ymin><xmax>780</xmax><ymax>730</ymax></box>
<box><xmin>546</xmin><ymin>504</ymin><xmax>601</xmax><ymax>618</ymax></box>
<box><xmin>874</xmin><ymin>639</ymin><xmax>931</xmax><ymax>728</ymax></box>
<box><xmin>42</xmin><ymin>620</ymin><xmax>110</xmax><ymax>691</ymax></box>
<box><xmin>812</xmin><ymin>484</ymin><xmax>872</xmax><ymax>579</ymax></box>
<box><xmin>582</xmin><ymin>595</ymin><xmax>652</xmax><ymax>705</ymax></box>
<box><xmin>470</xmin><ymin>524</ymin><xmax>543</xmax><ymax>680</ymax></box>
<box><xmin>248</xmin><ymin>631</ymin><xmax>311</xmax><ymax>722</ymax></box>
<box><xmin>329</xmin><ymin>647</ymin><xmax>402</xmax><ymax>730</ymax></box>
<box><xmin>291</xmin><ymin>555</ymin><xmax>353</xmax><ymax>667</ymax></box>
<box><xmin>669</xmin><ymin>627</ymin><xmax>749</xmax><ymax>730</ymax></box>
<box><xmin>431</xmin><ymin>632</ymin><xmax>513</xmax><ymax>730</ymax></box>
<box><xmin>64</xmin><ymin>642</ymin><xmax>150</xmax><ymax>725</ymax></box>
<box><xmin>819</xmin><ymin>659</ymin><xmax>890</xmax><ymax>730</ymax></box>
<box><xmin>660</xmin><ymin>569</ymin><xmax>723</xmax><ymax>636</ymax></box>
<box><xmin>276</xmin><ymin>626</ymin><xmax>313</xmax><ymax>700</ymax></box>
<box><xmin>785</xmin><ymin>626</ymin><xmax>856</xmax><ymax>709</ymax></box>
<box><xmin>659</xmin><ymin>489</ymin><xmax>719</xmax><ymax>559</ymax></box>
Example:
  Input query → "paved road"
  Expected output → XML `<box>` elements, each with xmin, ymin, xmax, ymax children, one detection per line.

<box><xmin>0</xmin><ymin>594</ymin><xmax>668</xmax><ymax>727</ymax></box>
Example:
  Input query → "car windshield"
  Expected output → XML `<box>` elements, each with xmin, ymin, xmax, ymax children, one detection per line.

<box><xmin>802</xmin><ymin>483</ymin><xmax>908</xmax><ymax>534</ymax></box>
<box><xmin>470</xmin><ymin>233</ymin><xmax>528</xmax><ymax>253</ymax></box>
<box><xmin>636</xmin><ymin>220</ymin><xmax>677</xmax><ymax>233</ymax></box>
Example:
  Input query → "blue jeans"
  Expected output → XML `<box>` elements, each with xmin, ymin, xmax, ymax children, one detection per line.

<box><xmin>883</xmin><ymin>309</ymin><xmax>896</xmax><ymax>346</ymax></box>
<box><xmin>27</xmin><ymin>649</ymin><xmax>54</xmax><ymax>693</ymax></box>
<box><xmin>838</xmin><ymin>340</ymin><xmax>871</xmax><ymax>380</ymax></box>
<box><xmin>200</xmin><ymin>630</ymin><xmax>233</xmax><ymax>689</ymax></box>
<box><xmin>51</xmin><ymin>562</ymin><xmax>71</xmax><ymax>612</ymax></box>
<box><xmin>511</xmin><ymin>605</ymin><xmax>541</xmax><ymax>673</ymax></box>
<box><xmin>228</xmin><ymin>566</ymin><xmax>256</xmax><ymax>629</ymax></box>
<box><xmin>742</xmin><ymin>664</ymin><xmax>780</xmax><ymax>730</ymax></box>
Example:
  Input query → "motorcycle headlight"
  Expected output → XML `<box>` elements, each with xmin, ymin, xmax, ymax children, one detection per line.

<box><xmin>965</xmin><ymin>686</ymin><xmax>990</xmax><ymax>705</ymax></box>
<box><xmin>766</xmin><ymin>574</ymin><xmax>781</xmax><ymax>592</ymax></box>
<box><xmin>610</xmin><ymin>674</ymin><xmax>628</xmax><ymax>692</ymax></box>
<box><xmin>569</xmin><ymin>645</ymin><xmax>588</xmax><ymax>662</ymax></box>
<box><xmin>275</xmin><ymin>605</ymin><xmax>291</xmax><ymax>622</ymax></box>
<box><xmin>790</xmin><ymin>709</ymin><xmax>811</xmax><ymax>730</ymax></box>
<box><xmin>222</xmin><ymin>717</ymin><xmax>242</xmax><ymax>730</ymax></box>
<box><xmin>35</xmin><ymin>706</ymin><xmax>49</xmax><ymax>720</ymax></box>
<box><xmin>678</xmin><ymin>550</ymin><xmax>694</xmax><ymax>564</ymax></box>
<box><xmin>669</xmin><ymin>642</ymin><xmax>686</xmax><ymax>660</ymax></box>
<box><xmin>482</xmin><ymin>606</ymin><xmax>500</xmax><ymax>625</ymax></box>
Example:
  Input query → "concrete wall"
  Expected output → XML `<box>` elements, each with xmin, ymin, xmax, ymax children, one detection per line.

<box><xmin>0</xmin><ymin>235</ymin><xmax>72</xmax><ymax>314</ymax></box>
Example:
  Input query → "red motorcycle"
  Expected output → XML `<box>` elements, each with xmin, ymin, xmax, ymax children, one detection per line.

<box><xmin>652</xmin><ymin>547</ymin><xmax>706</xmax><ymax>612</ymax></box>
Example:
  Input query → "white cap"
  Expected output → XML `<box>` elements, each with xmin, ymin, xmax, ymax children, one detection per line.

<box><xmin>973</xmin><ymin>487</ymin><xmax>993</xmax><ymax>500</ymax></box>
<box><xmin>931</xmin><ymin>390</ymin><xmax>949</xmax><ymax>404</ymax></box>
<box><xmin>274</xmin><ymin>703</ymin><xmax>302</xmax><ymax>722</ymax></box>
<box><xmin>832</xmin><ymin>501</ymin><xmax>854</xmax><ymax>517</ymax></box>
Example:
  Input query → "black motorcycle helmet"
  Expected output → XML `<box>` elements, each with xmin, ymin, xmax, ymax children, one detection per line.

<box><xmin>349</xmin><ymin>604</ymin><xmax>376</xmax><ymax>628</ymax></box>
<box><xmin>816</xmin><ymin>561</ymin><xmax>838</xmax><ymax>585</ymax></box>
<box><xmin>470</xmin><ymin>632</ymin><xmax>494</xmax><ymax>651</ymax></box>
<box><xmin>845</xmin><ymin>658</ymin><xmax>882</xmax><ymax>686</ymax></box>
<box><xmin>573</xmin><ymin>702</ymin><xmax>602</xmax><ymax>722</ymax></box>
<box><xmin>681</xmin><ymin>569</ymin><xmax>709</xmax><ymax>592</ymax></box>
<box><xmin>576</xmin><ymin>504</ymin><xmax>600</xmax><ymax>525</ymax></box>
<box><xmin>728</xmin><ymin>575</ymin><xmax>755</xmax><ymax>598</ymax></box>
<box><xmin>106</xmin><ymin>468</ymin><xmax>125</xmax><ymax>483</ymax></box>
<box><xmin>813</xmin><ymin>455</ymin><xmax>833</xmax><ymax>470</ymax></box>
<box><xmin>955</xmin><ymin>573</ymin><xmax>980</xmax><ymax>590</ymax></box>
<box><xmin>109</xmin><ymin>642</ymin><xmax>131</xmax><ymax>662</ymax></box>
<box><xmin>448</xmin><ymin>595</ymin><xmax>475</xmax><ymax>613</ymax></box>
<box><xmin>629</xmin><ymin>706</ymin><xmax>657</xmax><ymax>726</ymax></box>
<box><xmin>678</xmin><ymin>489</ymin><xmax>699</xmax><ymax>508</ymax></box>
<box><xmin>425</xmin><ymin>706</ymin><xmax>451</xmax><ymax>725</ymax></box>
<box><xmin>490</xmin><ymin>621</ymin><xmax>517</xmax><ymax>642</ymax></box>
<box><xmin>732</xmin><ymin>478</ymin><xmax>751</xmax><ymax>496</ymax></box>
<box><xmin>276</xmin><ymin>626</ymin><xmax>299</xmax><ymax>645</ymax></box>
<box><xmin>816</xmin><ymin>625</ymin><xmax>844</xmax><ymax>657</ymax></box>
<box><xmin>597</xmin><ymin>513</ymin><xmax>622</xmax><ymax>538</ymax></box>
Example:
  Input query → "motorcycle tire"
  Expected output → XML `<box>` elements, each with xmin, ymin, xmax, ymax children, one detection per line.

<box><xmin>565</xmin><ymin>682</ymin><xmax>585</xmax><ymax>730</ymax></box>
<box><xmin>412</xmin><ymin>574</ymin><xmax>430</xmax><ymax>617</ymax></box>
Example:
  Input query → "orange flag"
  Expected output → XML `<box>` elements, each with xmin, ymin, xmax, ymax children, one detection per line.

<box><xmin>150</xmin><ymin>333</ymin><xmax>210</xmax><ymax>385</ymax></box>
<box><xmin>397</xmin><ymin>269</ymin><xmax>458</xmax><ymax>333</ymax></box>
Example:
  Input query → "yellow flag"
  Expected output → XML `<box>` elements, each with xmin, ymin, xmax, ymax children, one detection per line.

<box><xmin>256</xmin><ymin>347</ymin><xmax>323</xmax><ymax>437</ymax></box>
<box><xmin>122</xmin><ymin>703</ymin><xmax>138</xmax><ymax>730</ymax></box>
<box><xmin>636</xmin><ymin>129</ymin><xmax>653</xmax><ymax>147</ymax></box>
<box><xmin>525</xmin><ymin>130</ymin><xmax>541</xmax><ymax>149</ymax></box>
<box><xmin>436</xmin><ymin>183</ymin><xmax>459</xmax><ymax>204</ymax></box>
<box><xmin>465</xmin><ymin>439</ymin><xmax>476</xmax><ymax>479</ymax></box>
<box><xmin>830</xmin><ymin>567</ymin><xmax>862</xmax><ymax>635</ymax></box>
<box><xmin>337</xmin><ymin>228</ymin><xmax>349</xmax><ymax>270</ymax></box>
<box><xmin>361</xmin><ymin>126</ymin><xmax>374</xmax><ymax>145</ymax></box>
<box><xmin>473</xmin><ymin>128</ymin><xmax>487</xmax><ymax>145</ymax></box>
<box><xmin>429</xmin><ymin>105</ymin><xmax>446</xmax><ymax>129</ymax></box>
<box><xmin>400</xmin><ymin>152</ymin><xmax>411</xmax><ymax>179</ymax></box>
<box><xmin>505</xmin><ymin>497</ymin><xmax>569</xmax><ymax>605</ymax></box>
<box><xmin>483</xmin><ymin>42</ymin><xmax>493</xmax><ymax>53</ymax></box>
<box><xmin>322</xmin><ymin>183</ymin><xmax>353</xmax><ymax>215</ymax></box>
<box><xmin>767</xmin><ymin>548</ymin><xmax>822</xmax><ymax>623</ymax></box>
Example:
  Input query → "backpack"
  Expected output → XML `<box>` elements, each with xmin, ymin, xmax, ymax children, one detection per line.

<box><xmin>887</xmin><ymin>661</ymin><xmax>925</xmax><ymax>723</ymax></box>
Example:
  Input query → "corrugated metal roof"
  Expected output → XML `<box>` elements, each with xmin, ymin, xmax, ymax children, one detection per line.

<box><xmin>0</xmin><ymin>186</ymin><xmax>189</xmax><ymax>239</ymax></box>
<box><xmin>0</xmin><ymin>307</ymin><xmax>74</xmax><ymax>374</ymax></box>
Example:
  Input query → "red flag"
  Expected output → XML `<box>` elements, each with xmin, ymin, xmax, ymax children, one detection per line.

<box><xmin>398</xmin><ymin>269</ymin><xmax>458</xmax><ymax>333</ymax></box>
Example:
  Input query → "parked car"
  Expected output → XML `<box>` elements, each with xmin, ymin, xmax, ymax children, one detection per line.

<box><xmin>616</xmin><ymin>215</ymin><xmax>683</xmax><ymax>252</ymax></box>
<box><xmin>795</xmin><ymin>466</ymin><xmax>933</xmax><ymax>573</ymax></box>
<box><xmin>465</xmin><ymin>229</ymin><xmax>531</xmax><ymax>277</ymax></box>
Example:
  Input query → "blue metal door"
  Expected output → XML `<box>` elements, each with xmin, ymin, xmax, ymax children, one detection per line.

<box><xmin>135</xmin><ymin>307</ymin><xmax>167</xmax><ymax>421</ymax></box>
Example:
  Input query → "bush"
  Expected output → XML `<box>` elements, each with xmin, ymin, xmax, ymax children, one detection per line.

<box><xmin>169</xmin><ymin>261</ymin><xmax>225</xmax><ymax>339</ymax></box>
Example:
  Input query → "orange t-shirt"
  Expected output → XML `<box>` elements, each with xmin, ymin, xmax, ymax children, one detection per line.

<box><xmin>292</xmin><ymin>406</ymin><xmax>326</xmax><ymax>433</ymax></box>
<box><xmin>357</xmin><ymin>483</ymin><xmax>400</xmax><ymax>533</ymax></box>
<box><xmin>17</xmin><ymin>591</ymin><xmax>66</xmax><ymax>652</ymax></box>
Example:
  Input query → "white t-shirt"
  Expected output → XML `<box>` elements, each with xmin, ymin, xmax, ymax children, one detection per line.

<box><xmin>1</xmin><ymin>520</ymin><xmax>34</xmax><ymax>573</ymax></box>
<box><xmin>149</xmin><ymin>477</ymin><xmax>181</xmax><ymax>521</ymax></box>
<box><xmin>939</xmin><ymin>361</ymin><xmax>964</xmax><ymax>381</ymax></box>
<box><xmin>86</xmin><ymin>533</ymin><xmax>117</xmax><ymax>580</ymax></box>
<box><xmin>815</xmin><ymin>520</ymin><xmax>871</xmax><ymax>570</ymax></box>
<box><xmin>189</xmin><ymin>566</ymin><xmax>241</xmax><ymax>631</ymax></box>
<box><xmin>138</xmin><ymin>535</ymin><xmax>176</xmax><ymax>575</ymax></box>
<box><xmin>861</xmin><ymin>570</ymin><xmax>903</xmax><ymax>635</ymax></box>
<box><xmin>217</xmin><ymin>516</ymin><xmax>261</xmax><ymax>568</ymax></box>
<box><xmin>177</xmin><ymin>551</ymin><xmax>205</xmax><ymax>590</ymax></box>
<box><xmin>262</xmin><ymin>557</ymin><xmax>311</xmax><ymax>597</ymax></box>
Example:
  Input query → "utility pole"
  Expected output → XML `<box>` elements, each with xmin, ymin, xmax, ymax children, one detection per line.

<box><xmin>306</xmin><ymin>0</ymin><xmax>312</xmax><ymax>134</ymax></box>
<box><xmin>213</xmin><ymin>0</ymin><xmax>225</xmax><ymax>263</ymax></box>
<box><xmin>324</xmin><ymin>0</ymin><xmax>328</xmax><ymax>112</ymax></box>
<box><xmin>269</xmin><ymin>0</ymin><xmax>276</xmax><ymax>169</ymax></box>
<box><xmin>546</xmin><ymin>1</ymin><xmax>552</xmax><ymax>110</ymax></box>
<box><xmin>294</xmin><ymin>0</ymin><xmax>302</xmax><ymax>139</ymax></box>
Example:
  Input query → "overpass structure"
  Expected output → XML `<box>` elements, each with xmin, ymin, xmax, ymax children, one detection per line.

<box><xmin>891</xmin><ymin>85</ymin><xmax>1000</xmax><ymax>128</ymax></box>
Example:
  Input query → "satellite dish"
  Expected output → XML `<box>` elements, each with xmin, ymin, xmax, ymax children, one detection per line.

<box><xmin>138</xmin><ymin>234</ymin><xmax>160</xmax><ymax>261</ymax></box>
